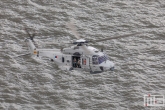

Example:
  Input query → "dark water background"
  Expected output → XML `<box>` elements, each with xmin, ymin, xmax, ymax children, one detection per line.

<box><xmin>0</xmin><ymin>0</ymin><xmax>165</xmax><ymax>110</ymax></box>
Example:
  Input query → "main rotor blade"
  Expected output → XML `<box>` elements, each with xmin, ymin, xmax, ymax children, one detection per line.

<box><xmin>12</xmin><ymin>53</ymin><xmax>31</xmax><ymax>58</ymax></box>
<box><xmin>66</xmin><ymin>21</ymin><xmax>81</xmax><ymax>39</ymax></box>
<box><xmin>92</xmin><ymin>32</ymin><xmax>141</xmax><ymax>42</ymax></box>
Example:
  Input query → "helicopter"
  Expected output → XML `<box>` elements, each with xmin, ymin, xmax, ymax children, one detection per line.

<box><xmin>22</xmin><ymin>22</ymin><xmax>140</xmax><ymax>73</ymax></box>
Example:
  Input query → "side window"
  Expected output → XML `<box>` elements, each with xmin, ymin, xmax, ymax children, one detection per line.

<box><xmin>92</xmin><ymin>55</ymin><xmax>98</xmax><ymax>65</ymax></box>
<box><xmin>82</xmin><ymin>58</ymin><xmax>86</xmax><ymax>65</ymax></box>
<box><xmin>62</xmin><ymin>57</ymin><xmax>64</xmax><ymax>63</ymax></box>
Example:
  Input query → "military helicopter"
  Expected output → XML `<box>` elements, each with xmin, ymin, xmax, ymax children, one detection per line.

<box><xmin>23</xmin><ymin>22</ymin><xmax>140</xmax><ymax>73</ymax></box>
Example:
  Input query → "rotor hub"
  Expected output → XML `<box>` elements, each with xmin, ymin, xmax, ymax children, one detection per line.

<box><xmin>73</xmin><ymin>39</ymin><xmax>88</xmax><ymax>45</ymax></box>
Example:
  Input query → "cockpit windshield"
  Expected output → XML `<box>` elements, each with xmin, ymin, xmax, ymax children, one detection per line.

<box><xmin>92</xmin><ymin>54</ymin><xmax>109</xmax><ymax>65</ymax></box>
<box><xmin>98</xmin><ymin>55</ymin><xmax>109</xmax><ymax>64</ymax></box>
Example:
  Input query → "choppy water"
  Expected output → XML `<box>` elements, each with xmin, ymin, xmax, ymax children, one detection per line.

<box><xmin>1</xmin><ymin>0</ymin><xmax>165</xmax><ymax>110</ymax></box>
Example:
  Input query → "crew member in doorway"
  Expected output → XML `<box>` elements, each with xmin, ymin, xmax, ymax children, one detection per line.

<box><xmin>73</xmin><ymin>58</ymin><xmax>77</xmax><ymax>67</ymax></box>
<box><xmin>77</xmin><ymin>59</ymin><xmax>81</xmax><ymax>68</ymax></box>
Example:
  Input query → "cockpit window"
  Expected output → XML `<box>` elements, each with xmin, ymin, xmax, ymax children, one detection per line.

<box><xmin>92</xmin><ymin>55</ymin><xmax>99</xmax><ymax>65</ymax></box>
<box><xmin>92</xmin><ymin>54</ymin><xmax>109</xmax><ymax>65</ymax></box>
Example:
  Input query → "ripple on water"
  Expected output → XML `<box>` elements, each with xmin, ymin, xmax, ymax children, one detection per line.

<box><xmin>1</xmin><ymin>0</ymin><xmax>165</xmax><ymax>109</ymax></box>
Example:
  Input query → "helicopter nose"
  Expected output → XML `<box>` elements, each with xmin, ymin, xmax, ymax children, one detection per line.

<box><xmin>110</xmin><ymin>67</ymin><xmax>114</xmax><ymax>71</ymax></box>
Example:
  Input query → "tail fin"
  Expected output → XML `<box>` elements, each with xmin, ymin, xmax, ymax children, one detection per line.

<box><xmin>25</xmin><ymin>39</ymin><xmax>37</xmax><ymax>55</ymax></box>
<box><xmin>24</xmin><ymin>28</ymin><xmax>38</xmax><ymax>55</ymax></box>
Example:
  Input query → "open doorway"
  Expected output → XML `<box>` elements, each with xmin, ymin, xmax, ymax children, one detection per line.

<box><xmin>72</xmin><ymin>56</ymin><xmax>81</xmax><ymax>68</ymax></box>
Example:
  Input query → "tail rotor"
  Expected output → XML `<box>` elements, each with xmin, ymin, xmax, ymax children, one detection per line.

<box><xmin>24</xmin><ymin>28</ymin><xmax>36</xmax><ymax>40</ymax></box>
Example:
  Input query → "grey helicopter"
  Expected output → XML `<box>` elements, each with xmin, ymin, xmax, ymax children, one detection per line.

<box><xmin>22</xmin><ymin>22</ymin><xmax>140</xmax><ymax>73</ymax></box>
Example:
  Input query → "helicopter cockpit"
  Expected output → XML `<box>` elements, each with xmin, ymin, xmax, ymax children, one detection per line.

<box><xmin>92</xmin><ymin>54</ymin><xmax>109</xmax><ymax>65</ymax></box>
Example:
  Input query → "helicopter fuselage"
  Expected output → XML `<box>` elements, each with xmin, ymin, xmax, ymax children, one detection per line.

<box><xmin>25</xmin><ymin>38</ymin><xmax>114</xmax><ymax>73</ymax></box>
